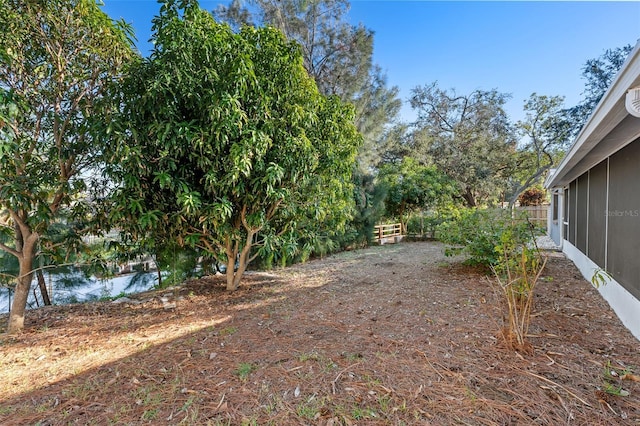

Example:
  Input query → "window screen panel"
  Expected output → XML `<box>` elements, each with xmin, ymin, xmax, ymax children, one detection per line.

<box><xmin>607</xmin><ymin>138</ymin><xmax>640</xmax><ymax>300</ymax></box>
<box><xmin>587</xmin><ymin>160</ymin><xmax>607</xmax><ymax>268</ymax></box>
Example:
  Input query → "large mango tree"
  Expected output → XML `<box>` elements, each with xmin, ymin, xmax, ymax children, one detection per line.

<box><xmin>105</xmin><ymin>0</ymin><xmax>361</xmax><ymax>290</ymax></box>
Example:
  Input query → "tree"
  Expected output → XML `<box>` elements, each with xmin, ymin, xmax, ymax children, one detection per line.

<box><xmin>214</xmin><ymin>0</ymin><xmax>402</xmax><ymax>172</ymax></box>
<box><xmin>105</xmin><ymin>0</ymin><xmax>360</xmax><ymax>291</ymax></box>
<box><xmin>507</xmin><ymin>94</ymin><xmax>571</xmax><ymax>206</ymax></box>
<box><xmin>346</xmin><ymin>170</ymin><xmax>387</xmax><ymax>247</ymax></box>
<box><xmin>565</xmin><ymin>45</ymin><xmax>633</xmax><ymax>138</ymax></box>
<box><xmin>0</xmin><ymin>0</ymin><xmax>134</xmax><ymax>333</ymax></box>
<box><xmin>409</xmin><ymin>83</ymin><xmax>517</xmax><ymax>207</ymax></box>
<box><xmin>377</xmin><ymin>157</ymin><xmax>455</xmax><ymax>234</ymax></box>
<box><xmin>352</xmin><ymin>67</ymin><xmax>403</xmax><ymax>172</ymax></box>
<box><xmin>215</xmin><ymin>0</ymin><xmax>372</xmax><ymax>98</ymax></box>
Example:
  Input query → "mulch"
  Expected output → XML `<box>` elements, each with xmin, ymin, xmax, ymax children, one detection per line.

<box><xmin>0</xmin><ymin>241</ymin><xmax>638</xmax><ymax>425</ymax></box>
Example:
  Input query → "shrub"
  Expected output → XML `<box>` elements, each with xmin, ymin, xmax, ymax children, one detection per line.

<box><xmin>518</xmin><ymin>187</ymin><xmax>546</xmax><ymax>206</ymax></box>
<box><xmin>490</xmin><ymin>229</ymin><xmax>546</xmax><ymax>351</ymax></box>
<box><xmin>437</xmin><ymin>208</ymin><xmax>534</xmax><ymax>268</ymax></box>
<box><xmin>438</xmin><ymin>207</ymin><xmax>546</xmax><ymax>351</ymax></box>
<box><xmin>406</xmin><ymin>205</ymin><xmax>462</xmax><ymax>240</ymax></box>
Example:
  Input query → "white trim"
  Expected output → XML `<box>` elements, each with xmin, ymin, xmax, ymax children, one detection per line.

<box><xmin>604</xmin><ymin>158</ymin><xmax>609</xmax><ymax>271</ymax></box>
<box><xmin>563</xmin><ymin>241</ymin><xmax>640</xmax><ymax>340</ymax></box>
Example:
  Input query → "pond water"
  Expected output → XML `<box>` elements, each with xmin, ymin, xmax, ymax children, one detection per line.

<box><xmin>0</xmin><ymin>270</ymin><xmax>158</xmax><ymax>314</ymax></box>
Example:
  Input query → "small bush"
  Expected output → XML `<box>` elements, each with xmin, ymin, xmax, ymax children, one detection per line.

<box><xmin>438</xmin><ymin>207</ymin><xmax>546</xmax><ymax>351</ymax></box>
<box><xmin>437</xmin><ymin>208</ymin><xmax>534</xmax><ymax>268</ymax></box>
<box><xmin>406</xmin><ymin>206</ymin><xmax>462</xmax><ymax>240</ymax></box>
<box><xmin>491</xmin><ymin>230</ymin><xmax>546</xmax><ymax>351</ymax></box>
<box><xmin>518</xmin><ymin>187</ymin><xmax>546</xmax><ymax>206</ymax></box>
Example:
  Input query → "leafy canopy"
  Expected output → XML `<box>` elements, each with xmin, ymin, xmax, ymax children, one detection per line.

<box><xmin>506</xmin><ymin>93</ymin><xmax>571</xmax><ymax>206</ymax></box>
<box><xmin>215</xmin><ymin>0</ymin><xmax>401</xmax><ymax>172</ymax></box>
<box><xmin>105</xmin><ymin>0</ymin><xmax>361</xmax><ymax>290</ymax></box>
<box><xmin>0</xmin><ymin>0</ymin><xmax>135</xmax><ymax>333</ymax></box>
<box><xmin>409</xmin><ymin>83</ymin><xmax>517</xmax><ymax>207</ymax></box>
<box><xmin>377</xmin><ymin>157</ymin><xmax>456</xmax><ymax>232</ymax></box>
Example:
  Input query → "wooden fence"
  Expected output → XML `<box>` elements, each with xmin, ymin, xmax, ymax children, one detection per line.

<box><xmin>516</xmin><ymin>205</ymin><xmax>548</xmax><ymax>228</ymax></box>
<box><xmin>373</xmin><ymin>223</ymin><xmax>404</xmax><ymax>245</ymax></box>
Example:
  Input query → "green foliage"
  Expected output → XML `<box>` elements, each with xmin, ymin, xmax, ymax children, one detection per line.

<box><xmin>564</xmin><ymin>45</ymin><xmax>633</xmax><ymax>139</ymax></box>
<box><xmin>409</xmin><ymin>84</ymin><xmax>516</xmax><ymax>207</ymax></box>
<box><xmin>438</xmin><ymin>208</ymin><xmax>535</xmax><ymax>268</ymax></box>
<box><xmin>215</xmin><ymin>0</ymin><xmax>402</xmax><ymax>173</ymax></box>
<box><xmin>378</xmin><ymin>157</ymin><xmax>457</xmax><ymax>233</ymax></box>
<box><xmin>439</xmin><ymin>207</ymin><xmax>544</xmax><ymax>349</ymax></box>
<box><xmin>234</xmin><ymin>362</ymin><xmax>257</xmax><ymax>381</ymax></box>
<box><xmin>601</xmin><ymin>360</ymin><xmax>633</xmax><ymax>397</ymax></box>
<box><xmin>507</xmin><ymin>94</ymin><xmax>570</xmax><ymax>205</ymax></box>
<box><xmin>406</xmin><ymin>205</ymin><xmax>462</xmax><ymax>239</ymax></box>
<box><xmin>341</xmin><ymin>170</ymin><xmax>387</xmax><ymax>248</ymax></box>
<box><xmin>0</xmin><ymin>0</ymin><xmax>135</xmax><ymax>332</ymax></box>
<box><xmin>490</xmin><ymin>237</ymin><xmax>546</xmax><ymax>350</ymax></box>
<box><xmin>105</xmin><ymin>0</ymin><xmax>360</xmax><ymax>290</ymax></box>
<box><xmin>154</xmin><ymin>244</ymin><xmax>199</xmax><ymax>289</ymax></box>
<box><xmin>591</xmin><ymin>268</ymin><xmax>613</xmax><ymax>289</ymax></box>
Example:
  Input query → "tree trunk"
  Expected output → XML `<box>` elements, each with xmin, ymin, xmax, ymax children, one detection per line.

<box><xmin>225</xmin><ymin>255</ymin><xmax>237</xmax><ymax>291</ymax></box>
<box><xmin>156</xmin><ymin>265</ymin><xmax>163</xmax><ymax>288</ymax></box>
<box><xmin>7</xmin><ymin>257</ymin><xmax>35</xmax><ymax>334</ymax></box>
<box><xmin>36</xmin><ymin>269</ymin><xmax>52</xmax><ymax>306</ymax></box>
<box><xmin>463</xmin><ymin>187</ymin><xmax>477</xmax><ymax>208</ymax></box>
<box><xmin>7</xmin><ymin>231</ymin><xmax>38</xmax><ymax>334</ymax></box>
<box><xmin>225</xmin><ymin>231</ymin><xmax>254</xmax><ymax>291</ymax></box>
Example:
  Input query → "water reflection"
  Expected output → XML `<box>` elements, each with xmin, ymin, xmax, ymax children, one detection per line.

<box><xmin>0</xmin><ymin>270</ymin><xmax>158</xmax><ymax>313</ymax></box>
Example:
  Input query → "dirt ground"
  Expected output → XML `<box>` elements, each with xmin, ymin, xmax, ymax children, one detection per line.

<box><xmin>1</xmin><ymin>241</ymin><xmax>639</xmax><ymax>425</ymax></box>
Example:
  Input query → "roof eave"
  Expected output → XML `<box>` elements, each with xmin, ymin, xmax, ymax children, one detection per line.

<box><xmin>546</xmin><ymin>40</ymin><xmax>640</xmax><ymax>189</ymax></box>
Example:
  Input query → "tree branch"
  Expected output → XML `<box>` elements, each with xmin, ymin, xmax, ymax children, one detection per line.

<box><xmin>0</xmin><ymin>241</ymin><xmax>20</xmax><ymax>258</ymax></box>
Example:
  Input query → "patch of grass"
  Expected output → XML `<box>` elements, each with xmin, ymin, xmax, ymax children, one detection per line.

<box><xmin>342</xmin><ymin>352</ymin><xmax>364</xmax><ymax>362</ymax></box>
<box><xmin>351</xmin><ymin>406</ymin><xmax>378</xmax><ymax>420</ymax></box>
<box><xmin>141</xmin><ymin>408</ymin><xmax>158</xmax><ymax>421</ymax></box>
<box><xmin>323</xmin><ymin>361</ymin><xmax>338</xmax><ymax>372</ymax></box>
<box><xmin>363</xmin><ymin>374</ymin><xmax>381</xmax><ymax>386</ymax></box>
<box><xmin>102</xmin><ymin>291</ymin><xmax>128</xmax><ymax>302</ymax></box>
<box><xmin>179</xmin><ymin>395</ymin><xmax>198</xmax><ymax>412</ymax></box>
<box><xmin>0</xmin><ymin>405</ymin><xmax>15</xmax><ymax>416</ymax></box>
<box><xmin>298</xmin><ymin>351</ymin><xmax>321</xmax><ymax>362</ymax></box>
<box><xmin>602</xmin><ymin>382</ymin><xmax>630</xmax><ymax>397</ymax></box>
<box><xmin>234</xmin><ymin>362</ymin><xmax>257</xmax><ymax>381</ymax></box>
<box><xmin>220</xmin><ymin>326</ymin><xmax>238</xmax><ymax>337</ymax></box>
<box><xmin>395</xmin><ymin>398</ymin><xmax>408</xmax><ymax>413</ymax></box>
<box><xmin>63</xmin><ymin>381</ymin><xmax>94</xmax><ymax>400</ymax></box>
<box><xmin>464</xmin><ymin>386</ymin><xmax>478</xmax><ymax>402</ymax></box>
<box><xmin>377</xmin><ymin>394</ymin><xmax>392</xmax><ymax>412</ymax></box>
<box><xmin>132</xmin><ymin>383</ymin><xmax>164</xmax><ymax>409</ymax></box>
<box><xmin>601</xmin><ymin>361</ymin><xmax>633</xmax><ymax>397</ymax></box>
<box><xmin>296</xmin><ymin>399</ymin><xmax>319</xmax><ymax>419</ymax></box>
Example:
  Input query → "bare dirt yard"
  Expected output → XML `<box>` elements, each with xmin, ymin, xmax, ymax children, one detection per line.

<box><xmin>1</xmin><ymin>241</ymin><xmax>639</xmax><ymax>425</ymax></box>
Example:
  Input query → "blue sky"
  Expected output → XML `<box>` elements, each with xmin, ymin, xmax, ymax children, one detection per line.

<box><xmin>102</xmin><ymin>1</ymin><xmax>640</xmax><ymax>123</ymax></box>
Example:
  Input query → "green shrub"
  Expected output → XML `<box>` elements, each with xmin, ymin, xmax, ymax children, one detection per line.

<box><xmin>439</xmin><ymin>207</ymin><xmax>546</xmax><ymax>351</ymax></box>
<box><xmin>406</xmin><ymin>205</ymin><xmax>462</xmax><ymax>239</ymax></box>
<box><xmin>518</xmin><ymin>186</ymin><xmax>547</xmax><ymax>206</ymax></box>
<box><xmin>437</xmin><ymin>208</ymin><xmax>535</xmax><ymax>268</ymax></box>
<box><xmin>491</xmin><ymin>232</ymin><xmax>546</xmax><ymax>351</ymax></box>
